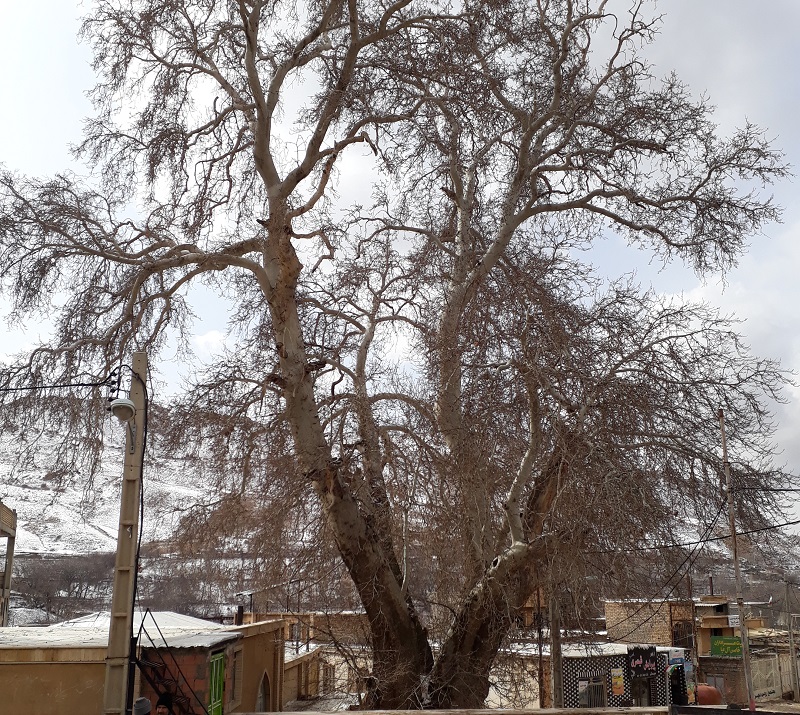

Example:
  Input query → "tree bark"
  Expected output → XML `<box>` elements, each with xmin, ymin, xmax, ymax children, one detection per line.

<box><xmin>263</xmin><ymin>207</ymin><xmax>431</xmax><ymax>707</ymax></box>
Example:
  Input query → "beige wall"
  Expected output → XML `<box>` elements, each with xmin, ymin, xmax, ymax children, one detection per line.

<box><xmin>0</xmin><ymin>650</ymin><xmax>106</xmax><ymax>715</ymax></box>
<box><xmin>486</xmin><ymin>652</ymin><xmax>541</xmax><ymax>708</ymax></box>
<box><xmin>249</xmin><ymin>611</ymin><xmax>370</xmax><ymax>646</ymax></box>
<box><xmin>283</xmin><ymin>649</ymin><xmax>321</xmax><ymax>706</ymax></box>
<box><xmin>233</xmin><ymin>621</ymin><xmax>284</xmax><ymax>713</ymax></box>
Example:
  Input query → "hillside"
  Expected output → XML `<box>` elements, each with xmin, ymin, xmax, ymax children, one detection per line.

<box><xmin>0</xmin><ymin>425</ymin><xmax>205</xmax><ymax>555</ymax></box>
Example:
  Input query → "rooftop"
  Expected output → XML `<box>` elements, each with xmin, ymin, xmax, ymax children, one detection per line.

<box><xmin>0</xmin><ymin>611</ymin><xmax>245</xmax><ymax>651</ymax></box>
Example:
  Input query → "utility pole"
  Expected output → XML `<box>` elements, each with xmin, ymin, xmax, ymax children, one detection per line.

<box><xmin>787</xmin><ymin>582</ymin><xmax>799</xmax><ymax>700</ymax></box>
<box><xmin>537</xmin><ymin>586</ymin><xmax>544</xmax><ymax>708</ymax></box>
<box><xmin>719</xmin><ymin>408</ymin><xmax>755</xmax><ymax>711</ymax></box>
<box><xmin>549</xmin><ymin>594</ymin><xmax>563</xmax><ymax>707</ymax></box>
<box><xmin>104</xmin><ymin>352</ymin><xmax>148</xmax><ymax>715</ymax></box>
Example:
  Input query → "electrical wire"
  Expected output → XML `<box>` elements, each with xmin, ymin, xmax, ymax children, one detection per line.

<box><xmin>594</xmin><ymin>502</ymin><xmax>728</xmax><ymax>644</ymax></box>
<box><xmin>0</xmin><ymin>378</ymin><xmax>116</xmax><ymax>392</ymax></box>
<box><xmin>590</xmin><ymin>517</ymin><xmax>800</xmax><ymax>554</ymax></box>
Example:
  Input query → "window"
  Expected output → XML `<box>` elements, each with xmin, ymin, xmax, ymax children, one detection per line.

<box><xmin>321</xmin><ymin>662</ymin><xmax>335</xmax><ymax>694</ymax></box>
<box><xmin>290</xmin><ymin>621</ymin><xmax>301</xmax><ymax>641</ymax></box>
<box><xmin>209</xmin><ymin>652</ymin><xmax>225</xmax><ymax>715</ymax></box>
<box><xmin>255</xmin><ymin>672</ymin><xmax>270</xmax><ymax>712</ymax></box>
<box><xmin>578</xmin><ymin>676</ymin><xmax>607</xmax><ymax>708</ymax></box>
<box><xmin>672</xmin><ymin>620</ymin><xmax>694</xmax><ymax>650</ymax></box>
<box><xmin>229</xmin><ymin>647</ymin><xmax>244</xmax><ymax>707</ymax></box>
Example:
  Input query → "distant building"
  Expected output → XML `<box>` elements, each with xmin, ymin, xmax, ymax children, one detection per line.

<box><xmin>0</xmin><ymin>500</ymin><xmax>16</xmax><ymax>627</ymax></box>
<box><xmin>693</xmin><ymin>595</ymin><xmax>768</xmax><ymax>704</ymax></box>
<box><xmin>604</xmin><ymin>598</ymin><xmax>695</xmax><ymax>649</ymax></box>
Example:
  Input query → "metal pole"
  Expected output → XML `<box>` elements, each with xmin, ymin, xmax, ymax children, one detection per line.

<box><xmin>537</xmin><ymin>585</ymin><xmax>544</xmax><ymax>708</ymax></box>
<box><xmin>104</xmin><ymin>352</ymin><xmax>147</xmax><ymax>715</ymax></box>
<box><xmin>719</xmin><ymin>408</ymin><xmax>755</xmax><ymax>711</ymax></box>
<box><xmin>549</xmin><ymin>594</ymin><xmax>563</xmax><ymax>707</ymax></box>
<box><xmin>786</xmin><ymin>583</ymin><xmax>799</xmax><ymax>700</ymax></box>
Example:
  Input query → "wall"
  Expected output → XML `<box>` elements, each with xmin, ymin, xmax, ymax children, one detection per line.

<box><xmin>605</xmin><ymin>600</ymin><xmax>693</xmax><ymax>647</ymax></box>
<box><xmin>247</xmin><ymin>611</ymin><xmax>370</xmax><ymax>646</ymax></box>
<box><xmin>698</xmin><ymin>656</ymin><xmax>748</xmax><ymax>705</ymax></box>
<box><xmin>0</xmin><ymin>648</ymin><xmax>105</xmax><ymax>715</ymax></box>
<box><xmin>283</xmin><ymin>649</ymin><xmax>321</xmax><ymax>706</ymax></box>
<box><xmin>232</xmin><ymin>621</ymin><xmax>283</xmax><ymax>713</ymax></box>
<box><xmin>485</xmin><ymin>651</ymin><xmax>541</xmax><ymax>708</ymax></box>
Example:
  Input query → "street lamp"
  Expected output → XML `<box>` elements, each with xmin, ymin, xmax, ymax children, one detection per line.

<box><xmin>110</xmin><ymin>398</ymin><xmax>137</xmax><ymax>453</ymax></box>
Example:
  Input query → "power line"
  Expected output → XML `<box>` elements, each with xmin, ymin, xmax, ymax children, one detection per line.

<box><xmin>591</xmin><ymin>518</ymin><xmax>800</xmax><ymax>555</ymax></box>
<box><xmin>0</xmin><ymin>377</ymin><xmax>114</xmax><ymax>392</ymax></box>
<box><xmin>597</xmin><ymin>503</ymin><xmax>726</xmax><ymax>643</ymax></box>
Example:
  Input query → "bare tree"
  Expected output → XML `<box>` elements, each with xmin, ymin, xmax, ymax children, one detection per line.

<box><xmin>0</xmin><ymin>0</ymin><xmax>791</xmax><ymax>708</ymax></box>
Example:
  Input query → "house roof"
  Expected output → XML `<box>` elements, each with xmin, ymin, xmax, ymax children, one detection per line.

<box><xmin>285</xmin><ymin>643</ymin><xmax>322</xmax><ymax>663</ymax></box>
<box><xmin>0</xmin><ymin>611</ymin><xmax>241</xmax><ymax>651</ymax></box>
<box><xmin>500</xmin><ymin>641</ymin><xmax>683</xmax><ymax>659</ymax></box>
<box><xmin>55</xmin><ymin>610</ymin><xmax>227</xmax><ymax>631</ymax></box>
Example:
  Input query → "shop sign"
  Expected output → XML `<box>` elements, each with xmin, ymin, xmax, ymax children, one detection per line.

<box><xmin>611</xmin><ymin>667</ymin><xmax>625</xmax><ymax>696</ymax></box>
<box><xmin>628</xmin><ymin>645</ymin><xmax>658</xmax><ymax>677</ymax></box>
<box><xmin>711</xmin><ymin>636</ymin><xmax>742</xmax><ymax>656</ymax></box>
<box><xmin>669</xmin><ymin>648</ymin><xmax>684</xmax><ymax>665</ymax></box>
<box><xmin>684</xmin><ymin>660</ymin><xmax>696</xmax><ymax>704</ymax></box>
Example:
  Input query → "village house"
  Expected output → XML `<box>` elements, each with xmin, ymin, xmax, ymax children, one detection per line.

<box><xmin>605</xmin><ymin>595</ymin><xmax>778</xmax><ymax>705</ymax></box>
<box><xmin>0</xmin><ymin>501</ymin><xmax>16</xmax><ymax>627</ymax></box>
<box><xmin>0</xmin><ymin>610</ymin><xmax>284</xmax><ymax>715</ymax></box>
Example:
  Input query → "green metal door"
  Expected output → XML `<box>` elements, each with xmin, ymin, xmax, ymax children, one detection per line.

<box><xmin>209</xmin><ymin>652</ymin><xmax>225</xmax><ymax>715</ymax></box>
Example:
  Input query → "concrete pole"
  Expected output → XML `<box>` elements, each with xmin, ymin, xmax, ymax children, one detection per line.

<box><xmin>719</xmin><ymin>408</ymin><xmax>755</xmax><ymax>711</ymax></box>
<box><xmin>104</xmin><ymin>352</ymin><xmax>147</xmax><ymax>715</ymax></box>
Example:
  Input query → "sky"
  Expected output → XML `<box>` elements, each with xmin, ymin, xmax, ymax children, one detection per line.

<box><xmin>1</xmin><ymin>1</ymin><xmax>800</xmax><ymax>484</ymax></box>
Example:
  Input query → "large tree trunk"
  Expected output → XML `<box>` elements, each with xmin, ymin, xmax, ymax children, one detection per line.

<box><xmin>428</xmin><ymin>543</ymin><xmax>538</xmax><ymax>707</ymax></box>
<box><xmin>263</xmin><ymin>208</ymin><xmax>432</xmax><ymax>707</ymax></box>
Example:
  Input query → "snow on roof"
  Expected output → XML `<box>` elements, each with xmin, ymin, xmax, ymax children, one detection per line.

<box><xmin>285</xmin><ymin>643</ymin><xmax>322</xmax><ymax>663</ymax></box>
<box><xmin>0</xmin><ymin>611</ymin><xmax>240</xmax><ymax>650</ymax></box>
<box><xmin>560</xmin><ymin>642</ymin><xmax>677</xmax><ymax>658</ymax></box>
<box><xmin>500</xmin><ymin>641</ymin><xmax>682</xmax><ymax>659</ymax></box>
<box><xmin>54</xmin><ymin>610</ymin><xmax>227</xmax><ymax>631</ymax></box>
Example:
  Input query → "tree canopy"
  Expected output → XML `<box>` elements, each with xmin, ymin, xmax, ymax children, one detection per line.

<box><xmin>0</xmin><ymin>0</ymin><xmax>792</xmax><ymax>708</ymax></box>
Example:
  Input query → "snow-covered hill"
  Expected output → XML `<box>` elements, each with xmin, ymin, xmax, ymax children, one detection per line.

<box><xmin>0</xmin><ymin>425</ymin><xmax>206</xmax><ymax>555</ymax></box>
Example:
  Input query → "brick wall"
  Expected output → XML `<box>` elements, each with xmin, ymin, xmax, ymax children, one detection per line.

<box><xmin>605</xmin><ymin>600</ymin><xmax>690</xmax><ymax>646</ymax></box>
<box><xmin>699</xmin><ymin>655</ymin><xmax>747</xmax><ymax>705</ymax></box>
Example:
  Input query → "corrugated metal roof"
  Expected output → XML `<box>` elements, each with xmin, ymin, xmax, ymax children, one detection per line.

<box><xmin>0</xmin><ymin>611</ymin><xmax>240</xmax><ymax>650</ymax></box>
<box><xmin>55</xmin><ymin>610</ymin><xmax>227</xmax><ymax>631</ymax></box>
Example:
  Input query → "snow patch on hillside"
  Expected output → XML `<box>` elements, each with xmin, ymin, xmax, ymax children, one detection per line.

<box><xmin>0</xmin><ymin>428</ymin><xmax>207</xmax><ymax>555</ymax></box>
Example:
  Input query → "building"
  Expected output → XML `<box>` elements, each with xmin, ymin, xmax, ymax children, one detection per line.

<box><xmin>0</xmin><ymin>610</ymin><xmax>284</xmax><ymax>715</ymax></box>
<box><xmin>541</xmin><ymin>642</ymin><xmax>689</xmax><ymax>708</ymax></box>
<box><xmin>693</xmin><ymin>595</ymin><xmax>768</xmax><ymax>704</ymax></box>
<box><xmin>0</xmin><ymin>500</ymin><xmax>16</xmax><ymax>627</ymax></box>
<box><xmin>605</xmin><ymin>598</ymin><xmax>695</xmax><ymax>649</ymax></box>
